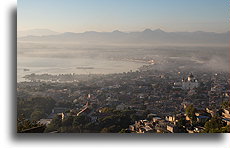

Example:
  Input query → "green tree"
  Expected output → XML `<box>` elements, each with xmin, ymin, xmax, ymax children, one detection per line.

<box><xmin>130</xmin><ymin>114</ymin><xmax>139</xmax><ymax>123</ymax></box>
<box><xmin>44</xmin><ymin>115</ymin><xmax>62</xmax><ymax>133</ymax></box>
<box><xmin>62</xmin><ymin>116</ymin><xmax>74</xmax><ymax>127</ymax></box>
<box><xmin>17</xmin><ymin>96</ymin><xmax>56</xmax><ymax>119</ymax></box>
<box><xmin>185</xmin><ymin>105</ymin><xmax>197</xmax><ymax>123</ymax></box>
<box><xmin>99</xmin><ymin>107</ymin><xmax>114</xmax><ymax>113</ymax></box>
<box><xmin>177</xmin><ymin>116</ymin><xmax>186</xmax><ymax>128</ymax></box>
<box><xmin>30</xmin><ymin>110</ymin><xmax>46</xmax><ymax>121</ymax></box>
<box><xmin>72</xmin><ymin>115</ymin><xmax>91</xmax><ymax>127</ymax></box>
<box><xmin>52</xmin><ymin>115</ymin><xmax>62</xmax><ymax>127</ymax></box>
<box><xmin>72</xmin><ymin>115</ymin><xmax>91</xmax><ymax>132</ymax></box>
<box><xmin>100</xmin><ymin>125</ymin><xmax>121</xmax><ymax>133</ymax></box>
<box><xmin>221</xmin><ymin>101</ymin><xmax>229</xmax><ymax>109</ymax></box>
<box><xmin>17</xmin><ymin>115</ymin><xmax>42</xmax><ymax>132</ymax></box>
<box><xmin>220</xmin><ymin>125</ymin><xmax>230</xmax><ymax>133</ymax></box>
<box><xmin>204</xmin><ymin>116</ymin><xmax>224</xmax><ymax>133</ymax></box>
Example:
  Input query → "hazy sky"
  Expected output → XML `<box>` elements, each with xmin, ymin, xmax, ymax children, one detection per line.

<box><xmin>18</xmin><ymin>0</ymin><xmax>229</xmax><ymax>33</ymax></box>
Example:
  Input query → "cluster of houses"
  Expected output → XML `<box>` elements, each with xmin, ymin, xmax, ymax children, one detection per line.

<box><xmin>128</xmin><ymin>105</ymin><xmax>230</xmax><ymax>133</ymax></box>
<box><xmin>18</xmin><ymin>67</ymin><xmax>229</xmax><ymax>133</ymax></box>
<box><xmin>222</xmin><ymin>108</ymin><xmax>230</xmax><ymax>126</ymax></box>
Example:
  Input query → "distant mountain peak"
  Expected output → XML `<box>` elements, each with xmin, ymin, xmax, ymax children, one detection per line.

<box><xmin>62</xmin><ymin>32</ymin><xmax>77</xmax><ymax>35</ymax></box>
<box><xmin>143</xmin><ymin>28</ymin><xmax>153</xmax><ymax>33</ymax></box>
<box><xmin>84</xmin><ymin>31</ymin><xmax>98</xmax><ymax>34</ymax></box>
<box><xmin>112</xmin><ymin>30</ymin><xmax>122</xmax><ymax>33</ymax></box>
<box><xmin>142</xmin><ymin>28</ymin><xmax>165</xmax><ymax>33</ymax></box>
<box><xmin>153</xmin><ymin>28</ymin><xmax>165</xmax><ymax>33</ymax></box>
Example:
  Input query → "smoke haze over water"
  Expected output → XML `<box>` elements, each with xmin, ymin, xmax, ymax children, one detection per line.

<box><xmin>17</xmin><ymin>40</ymin><xmax>229</xmax><ymax>82</ymax></box>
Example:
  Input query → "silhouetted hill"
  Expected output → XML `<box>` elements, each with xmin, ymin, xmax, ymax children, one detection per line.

<box><xmin>18</xmin><ymin>29</ymin><xmax>229</xmax><ymax>45</ymax></box>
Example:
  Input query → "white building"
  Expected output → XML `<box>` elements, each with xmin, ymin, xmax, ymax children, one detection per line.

<box><xmin>182</xmin><ymin>73</ymin><xmax>199</xmax><ymax>90</ymax></box>
<box><xmin>173</xmin><ymin>73</ymin><xmax>199</xmax><ymax>90</ymax></box>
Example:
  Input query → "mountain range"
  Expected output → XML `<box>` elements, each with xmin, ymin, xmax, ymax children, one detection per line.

<box><xmin>18</xmin><ymin>29</ymin><xmax>229</xmax><ymax>45</ymax></box>
<box><xmin>18</xmin><ymin>29</ymin><xmax>59</xmax><ymax>37</ymax></box>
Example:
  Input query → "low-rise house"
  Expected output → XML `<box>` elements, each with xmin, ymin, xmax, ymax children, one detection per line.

<box><xmin>165</xmin><ymin>115</ymin><xmax>176</xmax><ymax>122</ymax></box>
<box><xmin>206</xmin><ymin>108</ymin><xmax>217</xmax><ymax>117</ymax></box>
<box><xmin>222</xmin><ymin>109</ymin><xmax>230</xmax><ymax>118</ymax></box>
<box><xmin>185</xmin><ymin>115</ymin><xmax>191</xmax><ymax>121</ymax></box>
<box><xmin>222</xmin><ymin>118</ymin><xmax>230</xmax><ymax>126</ymax></box>
<box><xmin>129</xmin><ymin>125</ymin><xmax>135</xmax><ymax>132</ymax></box>
<box><xmin>152</xmin><ymin>117</ymin><xmax>162</xmax><ymax>123</ymax></box>
<box><xmin>166</xmin><ymin>124</ymin><xmax>179</xmax><ymax>133</ymax></box>
<box><xmin>155</xmin><ymin>124</ymin><xmax>168</xmax><ymax>133</ymax></box>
